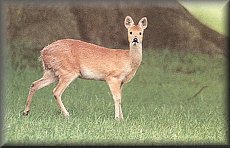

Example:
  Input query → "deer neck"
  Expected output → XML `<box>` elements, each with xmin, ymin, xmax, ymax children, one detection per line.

<box><xmin>129</xmin><ymin>43</ymin><xmax>142</xmax><ymax>68</ymax></box>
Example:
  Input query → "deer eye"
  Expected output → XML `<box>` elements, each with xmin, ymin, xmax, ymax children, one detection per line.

<box><xmin>130</xmin><ymin>32</ymin><xmax>132</xmax><ymax>34</ymax></box>
<box><xmin>139</xmin><ymin>32</ymin><xmax>142</xmax><ymax>35</ymax></box>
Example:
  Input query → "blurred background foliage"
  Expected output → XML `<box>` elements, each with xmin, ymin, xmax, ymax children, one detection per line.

<box><xmin>179</xmin><ymin>0</ymin><xmax>228</xmax><ymax>36</ymax></box>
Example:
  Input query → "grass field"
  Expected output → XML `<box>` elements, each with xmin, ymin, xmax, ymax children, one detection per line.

<box><xmin>3</xmin><ymin>49</ymin><xmax>227</xmax><ymax>145</ymax></box>
<box><xmin>3</xmin><ymin>1</ymin><xmax>228</xmax><ymax>145</ymax></box>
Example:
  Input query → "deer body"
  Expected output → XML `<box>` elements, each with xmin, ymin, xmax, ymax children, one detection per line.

<box><xmin>41</xmin><ymin>39</ymin><xmax>139</xmax><ymax>83</ymax></box>
<box><xmin>23</xmin><ymin>16</ymin><xmax>147</xmax><ymax>120</ymax></box>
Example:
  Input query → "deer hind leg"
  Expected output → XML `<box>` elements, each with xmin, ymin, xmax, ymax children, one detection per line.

<box><xmin>107</xmin><ymin>77</ymin><xmax>124</xmax><ymax>120</ymax></box>
<box><xmin>53</xmin><ymin>74</ymin><xmax>78</xmax><ymax>117</ymax></box>
<box><xmin>23</xmin><ymin>70</ymin><xmax>57</xmax><ymax>116</ymax></box>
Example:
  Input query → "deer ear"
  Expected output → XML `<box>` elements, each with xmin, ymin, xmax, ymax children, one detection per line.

<box><xmin>124</xmin><ymin>16</ymin><xmax>134</xmax><ymax>29</ymax></box>
<box><xmin>138</xmin><ymin>17</ymin><xmax>148</xmax><ymax>30</ymax></box>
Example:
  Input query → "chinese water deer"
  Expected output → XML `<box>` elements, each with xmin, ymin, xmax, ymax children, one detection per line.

<box><xmin>23</xmin><ymin>16</ymin><xmax>148</xmax><ymax>120</ymax></box>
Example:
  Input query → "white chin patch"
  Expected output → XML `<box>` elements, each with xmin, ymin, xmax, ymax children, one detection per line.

<box><xmin>132</xmin><ymin>42</ymin><xmax>138</xmax><ymax>46</ymax></box>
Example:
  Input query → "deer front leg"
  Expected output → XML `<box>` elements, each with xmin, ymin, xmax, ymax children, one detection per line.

<box><xmin>107</xmin><ymin>77</ymin><xmax>123</xmax><ymax>120</ymax></box>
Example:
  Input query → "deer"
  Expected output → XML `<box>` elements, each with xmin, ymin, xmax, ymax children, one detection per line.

<box><xmin>22</xmin><ymin>16</ymin><xmax>148</xmax><ymax>120</ymax></box>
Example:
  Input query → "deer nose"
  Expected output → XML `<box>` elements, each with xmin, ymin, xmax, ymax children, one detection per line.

<box><xmin>132</xmin><ymin>38</ymin><xmax>138</xmax><ymax>43</ymax></box>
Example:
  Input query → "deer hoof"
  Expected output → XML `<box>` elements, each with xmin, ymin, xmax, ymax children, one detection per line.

<box><xmin>22</xmin><ymin>110</ymin><xmax>30</xmax><ymax>116</ymax></box>
<box><xmin>115</xmin><ymin>117</ymin><xmax>124</xmax><ymax>121</ymax></box>
<box><xmin>64</xmin><ymin>112</ymin><xmax>70</xmax><ymax>118</ymax></box>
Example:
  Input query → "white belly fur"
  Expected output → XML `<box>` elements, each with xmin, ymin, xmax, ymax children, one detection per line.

<box><xmin>80</xmin><ymin>68</ymin><xmax>105</xmax><ymax>80</ymax></box>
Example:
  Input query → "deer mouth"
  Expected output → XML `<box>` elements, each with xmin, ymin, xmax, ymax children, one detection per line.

<box><xmin>132</xmin><ymin>38</ymin><xmax>139</xmax><ymax>45</ymax></box>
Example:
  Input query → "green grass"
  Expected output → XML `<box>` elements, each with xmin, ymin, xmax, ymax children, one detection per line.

<box><xmin>179</xmin><ymin>0</ymin><xmax>228</xmax><ymax>36</ymax></box>
<box><xmin>3</xmin><ymin>49</ymin><xmax>227</xmax><ymax>145</ymax></box>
